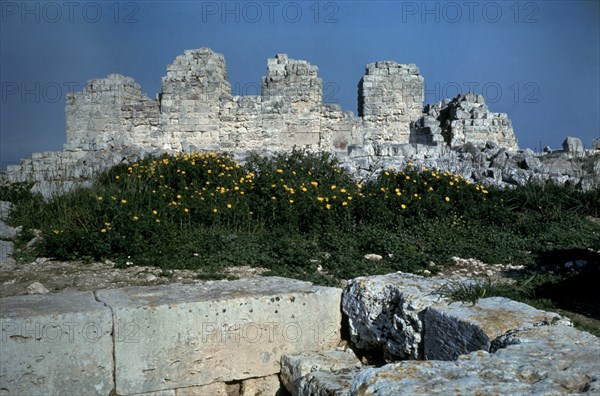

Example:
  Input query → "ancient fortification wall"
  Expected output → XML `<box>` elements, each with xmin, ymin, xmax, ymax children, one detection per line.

<box><xmin>6</xmin><ymin>47</ymin><xmax>526</xmax><ymax>195</ymax></box>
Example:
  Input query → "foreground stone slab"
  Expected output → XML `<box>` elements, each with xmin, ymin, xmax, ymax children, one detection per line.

<box><xmin>96</xmin><ymin>277</ymin><xmax>342</xmax><ymax>395</ymax></box>
<box><xmin>351</xmin><ymin>325</ymin><xmax>600</xmax><ymax>395</ymax></box>
<box><xmin>0</xmin><ymin>291</ymin><xmax>113</xmax><ymax>395</ymax></box>
<box><xmin>342</xmin><ymin>272</ymin><xmax>447</xmax><ymax>360</ymax></box>
<box><xmin>280</xmin><ymin>349</ymin><xmax>362</xmax><ymax>395</ymax></box>
<box><xmin>293</xmin><ymin>368</ymin><xmax>359</xmax><ymax>396</ymax></box>
<box><xmin>424</xmin><ymin>296</ymin><xmax>569</xmax><ymax>360</ymax></box>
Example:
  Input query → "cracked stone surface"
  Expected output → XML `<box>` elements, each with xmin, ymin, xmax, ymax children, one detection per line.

<box><xmin>350</xmin><ymin>324</ymin><xmax>600</xmax><ymax>395</ymax></box>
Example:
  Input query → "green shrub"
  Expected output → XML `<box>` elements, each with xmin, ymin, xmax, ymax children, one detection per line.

<box><xmin>3</xmin><ymin>150</ymin><xmax>598</xmax><ymax>290</ymax></box>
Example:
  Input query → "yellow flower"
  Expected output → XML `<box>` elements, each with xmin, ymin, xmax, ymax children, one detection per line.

<box><xmin>401</xmin><ymin>204</ymin><xmax>407</xmax><ymax>209</ymax></box>
<box><xmin>183</xmin><ymin>208</ymin><xmax>189</xmax><ymax>213</ymax></box>
<box><xmin>317</xmin><ymin>197</ymin><xmax>324</xmax><ymax>202</ymax></box>
<box><xmin>449</xmin><ymin>181</ymin><xmax>454</xmax><ymax>186</ymax></box>
<box><xmin>405</xmin><ymin>175</ymin><xmax>410</xmax><ymax>180</ymax></box>
<box><xmin>181</xmin><ymin>171</ymin><xmax>186</xmax><ymax>175</ymax></box>
<box><xmin>342</xmin><ymin>201</ymin><xmax>348</xmax><ymax>206</ymax></box>
<box><xmin>177</xmin><ymin>194</ymin><xmax>182</xmax><ymax>199</ymax></box>
<box><xmin>207</xmin><ymin>169</ymin><xmax>212</xmax><ymax>174</ymax></box>
<box><xmin>120</xmin><ymin>199</ymin><xmax>127</xmax><ymax>204</ymax></box>
<box><xmin>482</xmin><ymin>189</ymin><xmax>489</xmax><ymax>194</ymax></box>
<box><xmin>445</xmin><ymin>196</ymin><xmax>450</xmax><ymax>202</ymax></box>
<box><xmin>104</xmin><ymin>222</ymin><xmax>111</xmax><ymax>227</ymax></box>
<box><xmin>227</xmin><ymin>203</ymin><xmax>232</xmax><ymax>209</ymax></box>
<box><xmin>380</xmin><ymin>187</ymin><xmax>386</xmax><ymax>192</ymax></box>
<box><xmin>115</xmin><ymin>175</ymin><xmax>120</xmax><ymax>180</ymax></box>
<box><xmin>311</xmin><ymin>181</ymin><xmax>318</xmax><ymax>187</ymax></box>
<box><xmin>133</xmin><ymin>216</ymin><xmax>139</xmax><ymax>221</ymax></box>
<box><xmin>155</xmin><ymin>219</ymin><xmax>160</xmax><ymax>223</ymax></box>
<box><xmin>289</xmin><ymin>200</ymin><xmax>294</xmax><ymax>204</ymax></box>
<box><xmin>326</xmin><ymin>204</ymin><xmax>332</xmax><ymax>210</ymax></box>
<box><xmin>384</xmin><ymin>171</ymin><xmax>390</xmax><ymax>176</ymax></box>
<box><xmin>152</xmin><ymin>210</ymin><xmax>158</xmax><ymax>215</ymax></box>
<box><xmin>271</xmin><ymin>197</ymin><xmax>277</xmax><ymax>200</ymax></box>
<box><xmin>101</xmin><ymin>228</ymin><xmax>107</xmax><ymax>233</ymax></box>
<box><xmin>301</xmin><ymin>187</ymin><xmax>308</xmax><ymax>192</ymax></box>
<box><xmin>428</xmin><ymin>187</ymin><xmax>434</xmax><ymax>192</ymax></box>
<box><xmin>331</xmin><ymin>185</ymin><xmax>337</xmax><ymax>190</ymax></box>
<box><xmin>97</xmin><ymin>196</ymin><xmax>103</xmax><ymax>201</ymax></box>
<box><xmin>213</xmin><ymin>208</ymin><xmax>218</xmax><ymax>213</ymax></box>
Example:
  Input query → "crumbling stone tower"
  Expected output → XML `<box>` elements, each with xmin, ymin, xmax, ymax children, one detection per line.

<box><xmin>261</xmin><ymin>54</ymin><xmax>323</xmax><ymax>148</ymax></box>
<box><xmin>160</xmin><ymin>48</ymin><xmax>232</xmax><ymax>150</ymax></box>
<box><xmin>358</xmin><ymin>62</ymin><xmax>424</xmax><ymax>144</ymax></box>
<box><xmin>65</xmin><ymin>74</ymin><xmax>159</xmax><ymax>150</ymax></box>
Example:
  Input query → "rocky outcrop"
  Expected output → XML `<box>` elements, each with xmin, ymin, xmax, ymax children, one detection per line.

<box><xmin>2</xmin><ymin>271</ymin><xmax>598</xmax><ymax>395</ymax></box>
<box><xmin>281</xmin><ymin>272</ymin><xmax>599</xmax><ymax>395</ymax></box>
<box><xmin>351</xmin><ymin>325</ymin><xmax>600</xmax><ymax>395</ymax></box>
<box><xmin>341</xmin><ymin>140</ymin><xmax>600</xmax><ymax>191</ymax></box>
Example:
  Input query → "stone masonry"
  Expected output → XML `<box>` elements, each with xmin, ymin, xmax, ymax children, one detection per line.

<box><xmin>5</xmin><ymin>48</ymin><xmax>524</xmax><ymax>196</ymax></box>
<box><xmin>410</xmin><ymin>93</ymin><xmax>518</xmax><ymax>149</ymax></box>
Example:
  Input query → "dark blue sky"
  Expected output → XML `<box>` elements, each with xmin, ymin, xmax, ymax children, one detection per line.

<box><xmin>1</xmin><ymin>1</ymin><xmax>599</xmax><ymax>169</ymax></box>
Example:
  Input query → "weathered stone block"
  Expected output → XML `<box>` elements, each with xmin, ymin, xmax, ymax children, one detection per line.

<box><xmin>96</xmin><ymin>277</ymin><xmax>342</xmax><ymax>395</ymax></box>
<box><xmin>423</xmin><ymin>297</ymin><xmax>568</xmax><ymax>361</ymax></box>
<box><xmin>280</xmin><ymin>349</ymin><xmax>361</xmax><ymax>393</ymax></box>
<box><xmin>239</xmin><ymin>374</ymin><xmax>282</xmax><ymax>395</ymax></box>
<box><xmin>350</xmin><ymin>324</ymin><xmax>600</xmax><ymax>395</ymax></box>
<box><xmin>342</xmin><ymin>272</ymin><xmax>447</xmax><ymax>360</ymax></box>
<box><xmin>0</xmin><ymin>291</ymin><xmax>114</xmax><ymax>395</ymax></box>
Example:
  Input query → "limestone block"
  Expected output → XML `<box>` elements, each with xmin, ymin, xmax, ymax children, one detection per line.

<box><xmin>293</xmin><ymin>368</ymin><xmax>358</xmax><ymax>396</ymax></box>
<box><xmin>350</xmin><ymin>325</ymin><xmax>600</xmax><ymax>395</ymax></box>
<box><xmin>280</xmin><ymin>349</ymin><xmax>362</xmax><ymax>393</ymax></box>
<box><xmin>96</xmin><ymin>277</ymin><xmax>342</xmax><ymax>395</ymax></box>
<box><xmin>342</xmin><ymin>272</ymin><xmax>447</xmax><ymax>360</ymax></box>
<box><xmin>239</xmin><ymin>374</ymin><xmax>282</xmax><ymax>395</ymax></box>
<box><xmin>134</xmin><ymin>390</ymin><xmax>176</xmax><ymax>396</ymax></box>
<box><xmin>0</xmin><ymin>291</ymin><xmax>114</xmax><ymax>395</ymax></box>
<box><xmin>423</xmin><ymin>297</ymin><xmax>568</xmax><ymax>361</ymax></box>
<box><xmin>174</xmin><ymin>382</ymin><xmax>233</xmax><ymax>395</ymax></box>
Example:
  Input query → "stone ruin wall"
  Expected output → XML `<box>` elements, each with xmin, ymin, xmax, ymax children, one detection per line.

<box><xmin>5</xmin><ymin>47</ymin><xmax>521</xmax><ymax>195</ymax></box>
<box><xmin>62</xmin><ymin>48</ymin><xmax>366</xmax><ymax>155</ymax></box>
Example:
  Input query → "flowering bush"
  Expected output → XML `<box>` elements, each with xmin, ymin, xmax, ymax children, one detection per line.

<box><xmin>4</xmin><ymin>149</ymin><xmax>596</xmax><ymax>285</ymax></box>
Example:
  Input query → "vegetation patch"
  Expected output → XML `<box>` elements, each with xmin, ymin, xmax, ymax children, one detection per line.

<box><xmin>1</xmin><ymin>150</ymin><xmax>599</xmax><ymax>332</ymax></box>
